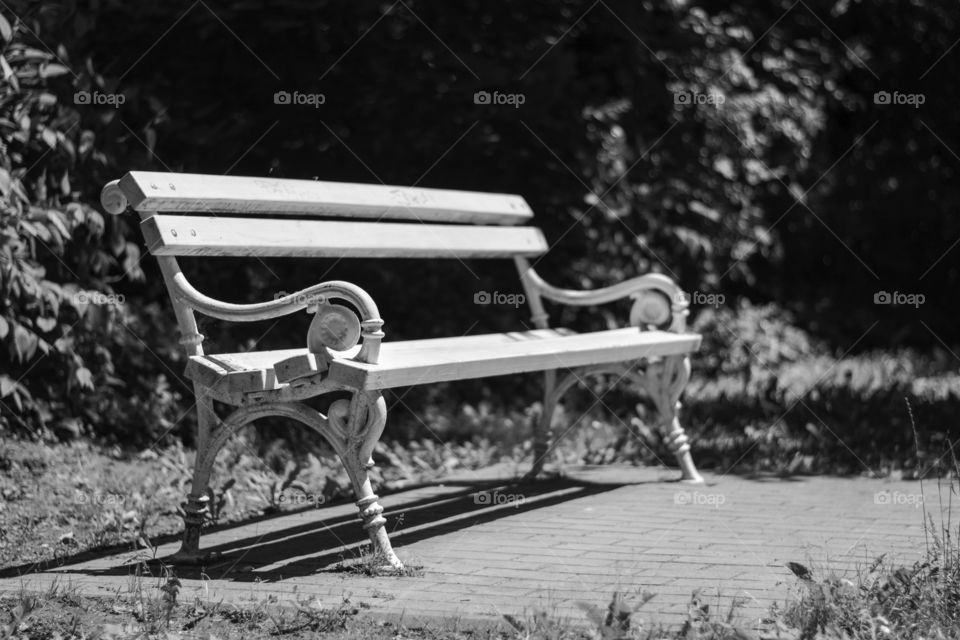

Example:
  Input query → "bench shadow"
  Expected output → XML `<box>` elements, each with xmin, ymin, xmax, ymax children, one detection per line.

<box><xmin>0</xmin><ymin>480</ymin><xmax>483</xmax><ymax>580</ymax></box>
<box><xmin>23</xmin><ymin>475</ymin><xmax>652</xmax><ymax>583</ymax></box>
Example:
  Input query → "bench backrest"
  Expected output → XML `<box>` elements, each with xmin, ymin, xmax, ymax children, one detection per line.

<box><xmin>102</xmin><ymin>172</ymin><xmax>547</xmax><ymax>259</ymax></box>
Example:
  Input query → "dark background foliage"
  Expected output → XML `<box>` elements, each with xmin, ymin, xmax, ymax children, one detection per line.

<box><xmin>1</xmin><ymin>0</ymin><xmax>957</xmax><ymax>445</ymax></box>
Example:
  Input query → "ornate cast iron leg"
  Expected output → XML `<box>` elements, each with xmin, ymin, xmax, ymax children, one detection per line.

<box><xmin>330</xmin><ymin>393</ymin><xmax>403</xmax><ymax>570</ymax></box>
<box><xmin>171</xmin><ymin>388</ymin><xmax>219</xmax><ymax>563</ymax></box>
<box><xmin>644</xmin><ymin>355</ymin><xmax>704</xmax><ymax>483</ymax></box>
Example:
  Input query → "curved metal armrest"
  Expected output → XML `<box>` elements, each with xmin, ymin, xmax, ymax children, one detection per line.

<box><xmin>519</xmin><ymin>265</ymin><xmax>689</xmax><ymax>332</ymax></box>
<box><xmin>169</xmin><ymin>272</ymin><xmax>384</xmax><ymax>364</ymax></box>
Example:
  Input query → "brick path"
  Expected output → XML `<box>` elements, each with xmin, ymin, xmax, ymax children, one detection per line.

<box><xmin>0</xmin><ymin>464</ymin><xmax>945</xmax><ymax>632</ymax></box>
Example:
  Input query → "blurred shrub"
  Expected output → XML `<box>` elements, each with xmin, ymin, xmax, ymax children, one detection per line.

<box><xmin>691</xmin><ymin>300</ymin><xmax>826</xmax><ymax>385</ymax></box>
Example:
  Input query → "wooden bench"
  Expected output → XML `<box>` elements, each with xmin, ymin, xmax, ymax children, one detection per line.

<box><xmin>101</xmin><ymin>171</ymin><xmax>704</xmax><ymax>569</ymax></box>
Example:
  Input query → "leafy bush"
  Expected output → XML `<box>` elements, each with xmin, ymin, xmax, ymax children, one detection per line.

<box><xmin>691</xmin><ymin>300</ymin><xmax>826</xmax><ymax>385</ymax></box>
<box><xmin>0</xmin><ymin>8</ymin><xmax>183</xmax><ymax>444</ymax></box>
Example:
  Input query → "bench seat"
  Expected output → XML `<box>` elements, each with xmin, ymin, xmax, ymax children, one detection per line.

<box><xmin>186</xmin><ymin>328</ymin><xmax>701</xmax><ymax>394</ymax></box>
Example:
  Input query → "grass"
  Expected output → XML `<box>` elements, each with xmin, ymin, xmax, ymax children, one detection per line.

<box><xmin>0</xmin><ymin>432</ymin><xmax>503</xmax><ymax>571</ymax></box>
<box><xmin>772</xmin><ymin>480</ymin><xmax>959</xmax><ymax>638</ymax></box>
<box><xmin>332</xmin><ymin>544</ymin><xmax>426</xmax><ymax>578</ymax></box>
<box><xmin>1</xmin><ymin>578</ymin><xmax>372</xmax><ymax>639</ymax></box>
<box><xmin>769</xmin><ymin>414</ymin><xmax>960</xmax><ymax>639</ymax></box>
<box><xmin>0</xmin><ymin>581</ymin><xmax>768</xmax><ymax>639</ymax></box>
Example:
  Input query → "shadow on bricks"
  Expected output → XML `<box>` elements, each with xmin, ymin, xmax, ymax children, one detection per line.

<box><xmin>8</xmin><ymin>475</ymin><xmax>658</xmax><ymax>582</ymax></box>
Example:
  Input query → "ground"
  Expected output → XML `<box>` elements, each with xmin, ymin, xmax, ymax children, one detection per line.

<box><xmin>2</xmin><ymin>458</ymin><xmax>957</xmax><ymax>638</ymax></box>
<box><xmin>2</xmin><ymin>352</ymin><xmax>959</xmax><ymax>638</ymax></box>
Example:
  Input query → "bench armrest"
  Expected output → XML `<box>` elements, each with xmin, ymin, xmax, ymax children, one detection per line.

<box><xmin>515</xmin><ymin>259</ymin><xmax>690</xmax><ymax>333</ymax></box>
<box><xmin>167</xmin><ymin>269</ymin><xmax>384</xmax><ymax>363</ymax></box>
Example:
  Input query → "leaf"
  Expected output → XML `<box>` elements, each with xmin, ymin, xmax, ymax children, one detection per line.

<box><xmin>689</xmin><ymin>200</ymin><xmax>721</xmax><ymax>222</ymax></box>
<box><xmin>74</xmin><ymin>366</ymin><xmax>94</xmax><ymax>390</ymax></box>
<box><xmin>40</xmin><ymin>127</ymin><xmax>57</xmax><ymax>149</ymax></box>
<box><xmin>713</xmin><ymin>156</ymin><xmax>736</xmax><ymax>180</ymax></box>
<box><xmin>0</xmin><ymin>375</ymin><xmax>16</xmax><ymax>397</ymax></box>
<box><xmin>23</xmin><ymin>219</ymin><xmax>51</xmax><ymax>242</ymax></box>
<box><xmin>12</xmin><ymin>323</ymin><xmax>38</xmax><ymax>361</ymax></box>
<box><xmin>501</xmin><ymin>614</ymin><xmax>525</xmax><ymax>632</ymax></box>
<box><xmin>0</xmin><ymin>315</ymin><xmax>8</xmax><ymax>339</ymax></box>
<box><xmin>786</xmin><ymin>562</ymin><xmax>813</xmax><ymax>581</ymax></box>
<box><xmin>122</xmin><ymin>242</ymin><xmax>143</xmax><ymax>280</ymax></box>
<box><xmin>0</xmin><ymin>14</ymin><xmax>11</xmax><ymax>42</ymax></box>
<box><xmin>39</xmin><ymin>63</ymin><xmax>71</xmax><ymax>78</ymax></box>
<box><xmin>35</xmin><ymin>316</ymin><xmax>57</xmax><ymax>333</ymax></box>
<box><xmin>10</xmin><ymin>176</ymin><xmax>27</xmax><ymax>203</ymax></box>
<box><xmin>19</xmin><ymin>48</ymin><xmax>52</xmax><ymax>62</ymax></box>
<box><xmin>70</xmin><ymin>295</ymin><xmax>89</xmax><ymax>317</ymax></box>
<box><xmin>0</xmin><ymin>55</ymin><xmax>18</xmax><ymax>92</ymax></box>
<box><xmin>46</xmin><ymin>210</ymin><xmax>71</xmax><ymax>240</ymax></box>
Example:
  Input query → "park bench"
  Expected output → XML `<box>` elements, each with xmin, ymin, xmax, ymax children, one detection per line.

<box><xmin>101</xmin><ymin>171</ymin><xmax>704</xmax><ymax>569</ymax></box>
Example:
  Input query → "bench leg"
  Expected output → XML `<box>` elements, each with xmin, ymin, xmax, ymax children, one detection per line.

<box><xmin>645</xmin><ymin>355</ymin><xmax>704</xmax><ymax>483</ymax></box>
<box><xmin>527</xmin><ymin>369</ymin><xmax>559</xmax><ymax>479</ymax></box>
<box><xmin>176</xmin><ymin>483</ymin><xmax>213</xmax><ymax>562</ymax></box>
<box><xmin>334</xmin><ymin>392</ymin><xmax>404</xmax><ymax>571</ymax></box>
<box><xmin>172</xmin><ymin>389</ymin><xmax>218</xmax><ymax>563</ymax></box>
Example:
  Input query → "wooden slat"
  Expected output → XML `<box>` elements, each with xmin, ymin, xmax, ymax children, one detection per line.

<box><xmin>141</xmin><ymin>215</ymin><xmax>548</xmax><ymax>258</ymax></box>
<box><xmin>328</xmin><ymin>329</ymin><xmax>701</xmax><ymax>390</ymax></box>
<box><xmin>118</xmin><ymin>172</ymin><xmax>533</xmax><ymax>225</ymax></box>
<box><xmin>272</xmin><ymin>328</ymin><xmax>577</xmax><ymax>383</ymax></box>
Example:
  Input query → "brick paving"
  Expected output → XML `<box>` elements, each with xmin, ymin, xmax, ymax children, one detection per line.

<box><xmin>0</xmin><ymin>464</ymin><xmax>946</xmax><ymax>632</ymax></box>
